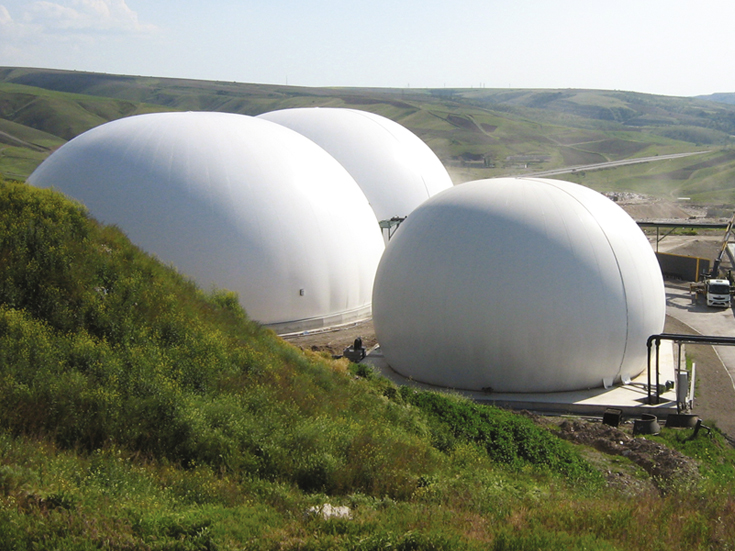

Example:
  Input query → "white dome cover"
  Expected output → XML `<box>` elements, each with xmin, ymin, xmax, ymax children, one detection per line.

<box><xmin>29</xmin><ymin>111</ymin><xmax>385</xmax><ymax>333</ymax></box>
<box><xmin>257</xmin><ymin>107</ymin><xmax>453</xmax><ymax>222</ymax></box>
<box><xmin>372</xmin><ymin>177</ymin><xmax>666</xmax><ymax>393</ymax></box>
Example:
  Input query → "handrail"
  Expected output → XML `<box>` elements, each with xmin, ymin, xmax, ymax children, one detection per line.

<box><xmin>646</xmin><ymin>333</ymin><xmax>735</xmax><ymax>404</ymax></box>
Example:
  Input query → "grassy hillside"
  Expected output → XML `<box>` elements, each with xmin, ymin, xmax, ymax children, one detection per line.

<box><xmin>558</xmin><ymin>148</ymin><xmax>735</xmax><ymax>201</ymax></box>
<box><xmin>0</xmin><ymin>78</ymin><xmax>173</xmax><ymax>180</ymax></box>
<box><xmin>2</xmin><ymin>178</ymin><xmax>735</xmax><ymax>548</ymax></box>
<box><xmin>3</xmin><ymin>67</ymin><xmax>735</xmax><ymax>203</ymax></box>
<box><xmin>697</xmin><ymin>93</ymin><xmax>735</xmax><ymax>106</ymax></box>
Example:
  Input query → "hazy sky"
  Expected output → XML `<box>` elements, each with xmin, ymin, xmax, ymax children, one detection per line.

<box><xmin>0</xmin><ymin>0</ymin><xmax>733</xmax><ymax>97</ymax></box>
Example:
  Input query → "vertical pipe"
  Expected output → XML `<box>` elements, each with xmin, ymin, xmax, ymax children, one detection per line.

<box><xmin>647</xmin><ymin>338</ymin><xmax>652</xmax><ymax>405</ymax></box>
<box><xmin>690</xmin><ymin>363</ymin><xmax>696</xmax><ymax>410</ymax></box>
<box><xmin>656</xmin><ymin>338</ymin><xmax>661</xmax><ymax>404</ymax></box>
<box><xmin>676</xmin><ymin>341</ymin><xmax>681</xmax><ymax>413</ymax></box>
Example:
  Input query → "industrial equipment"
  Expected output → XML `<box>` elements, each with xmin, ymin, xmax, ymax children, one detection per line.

<box><xmin>690</xmin><ymin>211</ymin><xmax>735</xmax><ymax>307</ymax></box>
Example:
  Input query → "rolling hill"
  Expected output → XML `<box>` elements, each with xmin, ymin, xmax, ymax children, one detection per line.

<box><xmin>697</xmin><ymin>92</ymin><xmax>735</xmax><ymax>106</ymax></box>
<box><xmin>1</xmin><ymin>176</ymin><xmax>735</xmax><ymax>549</ymax></box>
<box><xmin>3</xmin><ymin>69</ymin><xmax>735</xmax><ymax>547</ymax></box>
<box><xmin>3</xmin><ymin>67</ymin><xmax>735</xmax><ymax>202</ymax></box>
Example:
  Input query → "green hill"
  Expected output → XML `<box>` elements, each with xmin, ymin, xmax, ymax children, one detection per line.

<box><xmin>697</xmin><ymin>92</ymin><xmax>735</xmax><ymax>106</ymax></box>
<box><xmin>4</xmin><ymin>67</ymin><xmax>735</xmax><ymax>202</ymax></box>
<box><xmin>2</xmin><ymin>180</ymin><xmax>735</xmax><ymax>548</ymax></box>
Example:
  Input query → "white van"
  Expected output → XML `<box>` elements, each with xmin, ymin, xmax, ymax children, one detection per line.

<box><xmin>706</xmin><ymin>279</ymin><xmax>732</xmax><ymax>307</ymax></box>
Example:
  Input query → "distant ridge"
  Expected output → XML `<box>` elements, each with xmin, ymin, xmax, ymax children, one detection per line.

<box><xmin>696</xmin><ymin>92</ymin><xmax>735</xmax><ymax>106</ymax></box>
<box><xmin>5</xmin><ymin>67</ymin><xmax>735</xmax><ymax>202</ymax></box>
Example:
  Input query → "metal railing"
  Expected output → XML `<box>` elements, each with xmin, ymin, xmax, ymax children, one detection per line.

<box><xmin>647</xmin><ymin>333</ymin><xmax>735</xmax><ymax>405</ymax></box>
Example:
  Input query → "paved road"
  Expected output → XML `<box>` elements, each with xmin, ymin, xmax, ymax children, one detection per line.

<box><xmin>529</xmin><ymin>151</ymin><xmax>709</xmax><ymax>178</ymax></box>
<box><xmin>665</xmin><ymin>282</ymin><xmax>735</xmax><ymax>392</ymax></box>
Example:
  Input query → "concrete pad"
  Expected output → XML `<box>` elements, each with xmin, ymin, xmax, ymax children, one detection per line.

<box><xmin>363</xmin><ymin>343</ymin><xmax>679</xmax><ymax>418</ymax></box>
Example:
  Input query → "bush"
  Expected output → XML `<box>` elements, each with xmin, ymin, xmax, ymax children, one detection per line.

<box><xmin>399</xmin><ymin>388</ymin><xmax>601</xmax><ymax>484</ymax></box>
<box><xmin>0</xmin><ymin>180</ymin><xmax>443</xmax><ymax>497</ymax></box>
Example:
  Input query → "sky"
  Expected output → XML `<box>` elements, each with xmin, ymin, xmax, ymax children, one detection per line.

<box><xmin>0</xmin><ymin>0</ymin><xmax>734</xmax><ymax>97</ymax></box>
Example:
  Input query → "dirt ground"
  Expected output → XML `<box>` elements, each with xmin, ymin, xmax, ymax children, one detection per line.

<box><xmin>551</xmin><ymin>416</ymin><xmax>701</xmax><ymax>496</ymax></box>
<box><xmin>620</xmin><ymin>201</ymin><xmax>695</xmax><ymax>221</ymax></box>
<box><xmin>650</xmin><ymin>233</ymin><xmax>724</xmax><ymax>259</ymax></box>
<box><xmin>282</xmin><ymin>319</ymin><xmax>377</xmax><ymax>357</ymax></box>
<box><xmin>614</xmin><ymin>194</ymin><xmax>711</xmax><ymax>221</ymax></box>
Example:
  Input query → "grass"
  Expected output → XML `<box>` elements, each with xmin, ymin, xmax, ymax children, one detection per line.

<box><xmin>5</xmin><ymin>71</ymin><xmax>735</xmax><ymax>548</ymax></box>
<box><xmin>0</xmin><ymin>79</ymin><xmax>171</xmax><ymax>177</ymax></box>
<box><xmin>560</xmin><ymin>149</ymin><xmax>735</xmax><ymax>201</ymax></box>
<box><xmin>0</xmin><ymin>178</ymin><xmax>611</xmax><ymax>548</ymax></box>
<box><xmin>2</xmin><ymin>170</ymin><xmax>735</xmax><ymax>547</ymax></box>
<box><xmin>0</xmin><ymin>146</ymin><xmax>54</xmax><ymax>181</ymax></box>
<box><xmin>1</xmin><ymin>67</ymin><xmax>733</xmax><ymax>197</ymax></box>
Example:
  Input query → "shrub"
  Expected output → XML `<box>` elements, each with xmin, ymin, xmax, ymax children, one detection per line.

<box><xmin>400</xmin><ymin>388</ymin><xmax>601</xmax><ymax>485</ymax></box>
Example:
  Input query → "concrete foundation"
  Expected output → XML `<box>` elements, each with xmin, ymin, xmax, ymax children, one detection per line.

<box><xmin>363</xmin><ymin>342</ymin><xmax>679</xmax><ymax>417</ymax></box>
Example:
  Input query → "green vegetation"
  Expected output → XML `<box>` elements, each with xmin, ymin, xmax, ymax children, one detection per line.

<box><xmin>4</xmin><ymin>67</ymin><xmax>735</xmax><ymax>204</ymax></box>
<box><xmin>0</xmin><ymin>78</ymin><xmax>171</xmax><ymax>179</ymax></box>
<box><xmin>2</xmin><ymin>179</ymin><xmax>735</xmax><ymax>548</ymax></box>
<box><xmin>399</xmin><ymin>388</ymin><xmax>599</xmax><ymax>483</ymax></box>
<box><xmin>562</xmin><ymin>149</ymin><xmax>735</xmax><ymax>202</ymax></box>
<box><xmin>655</xmin><ymin>424</ymin><xmax>735</xmax><ymax>490</ymax></box>
<box><xmin>3</xmin><ymin>68</ymin><xmax>735</xmax><ymax>546</ymax></box>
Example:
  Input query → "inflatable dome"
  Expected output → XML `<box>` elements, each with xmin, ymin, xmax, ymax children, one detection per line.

<box><xmin>372</xmin><ymin>177</ymin><xmax>666</xmax><ymax>393</ymax></box>
<box><xmin>29</xmin><ymin>111</ymin><xmax>385</xmax><ymax>333</ymax></box>
<box><xmin>257</xmin><ymin>107</ymin><xmax>453</xmax><ymax>223</ymax></box>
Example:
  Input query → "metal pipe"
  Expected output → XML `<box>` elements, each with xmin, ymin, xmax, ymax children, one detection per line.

<box><xmin>656</xmin><ymin>339</ymin><xmax>661</xmax><ymax>404</ymax></box>
<box><xmin>649</xmin><ymin>333</ymin><xmax>735</xmax><ymax>346</ymax></box>
<box><xmin>646</xmin><ymin>332</ymin><xmax>735</xmax><ymax>405</ymax></box>
<box><xmin>647</xmin><ymin>338</ymin><xmax>653</xmax><ymax>405</ymax></box>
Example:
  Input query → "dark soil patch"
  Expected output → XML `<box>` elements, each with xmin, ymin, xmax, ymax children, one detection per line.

<box><xmin>555</xmin><ymin>418</ymin><xmax>700</xmax><ymax>495</ymax></box>
<box><xmin>447</xmin><ymin>115</ymin><xmax>482</xmax><ymax>133</ymax></box>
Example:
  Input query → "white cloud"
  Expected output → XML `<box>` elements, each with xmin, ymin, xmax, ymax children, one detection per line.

<box><xmin>0</xmin><ymin>3</ymin><xmax>28</xmax><ymax>44</ymax></box>
<box><xmin>0</xmin><ymin>5</ymin><xmax>12</xmax><ymax>25</ymax></box>
<box><xmin>20</xmin><ymin>0</ymin><xmax>156</xmax><ymax>34</ymax></box>
<box><xmin>0</xmin><ymin>0</ymin><xmax>160</xmax><ymax>71</ymax></box>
